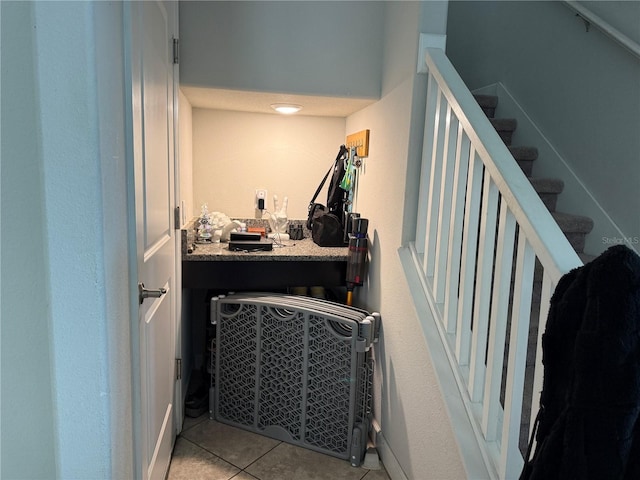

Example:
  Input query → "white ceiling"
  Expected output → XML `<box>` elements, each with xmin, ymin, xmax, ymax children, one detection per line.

<box><xmin>180</xmin><ymin>86</ymin><xmax>378</xmax><ymax>118</ymax></box>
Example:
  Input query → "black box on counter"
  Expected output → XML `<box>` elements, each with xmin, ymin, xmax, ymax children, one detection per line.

<box><xmin>228</xmin><ymin>239</ymin><xmax>273</xmax><ymax>252</ymax></box>
<box><xmin>230</xmin><ymin>231</ymin><xmax>262</xmax><ymax>242</ymax></box>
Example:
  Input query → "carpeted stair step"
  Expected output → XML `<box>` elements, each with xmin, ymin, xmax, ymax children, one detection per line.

<box><xmin>551</xmin><ymin>211</ymin><xmax>595</xmax><ymax>253</ymax></box>
<box><xmin>529</xmin><ymin>177</ymin><xmax>564</xmax><ymax>212</ymax></box>
<box><xmin>509</xmin><ymin>146</ymin><xmax>538</xmax><ymax>176</ymax></box>
<box><xmin>489</xmin><ymin>118</ymin><xmax>517</xmax><ymax>145</ymax></box>
<box><xmin>474</xmin><ymin>94</ymin><xmax>498</xmax><ymax>117</ymax></box>
<box><xmin>475</xmin><ymin>93</ymin><xmax>596</xmax><ymax>255</ymax></box>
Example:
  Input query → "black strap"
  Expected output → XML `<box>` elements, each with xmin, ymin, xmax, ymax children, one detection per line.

<box><xmin>309</xmin><ymin>145</ymin><xmax>348</xmax><ymax>208</ymax></box>
<box><xmin>309</xmin><ymin>166</ymin><xmax>333</xmax><ymax>206</ymax></box>
<box><xmin>520</xmin><ymin>405</ymin><xmax>544</xmax><ymax>480</ymax></box>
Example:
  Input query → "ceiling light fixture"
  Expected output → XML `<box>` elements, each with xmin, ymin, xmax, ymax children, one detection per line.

<box><xmin>270</xmin><ymin>103</ymin><xmax>303</xmax><ymax>114</ymax></box>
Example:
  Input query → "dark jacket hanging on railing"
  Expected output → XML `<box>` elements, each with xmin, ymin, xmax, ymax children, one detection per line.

<box><xmin>522</xmin><ymin>244</ymin><xmax>640</xmax><ymax>480</ymax></box>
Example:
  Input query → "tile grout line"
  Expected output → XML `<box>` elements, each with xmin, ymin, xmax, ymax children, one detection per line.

<box><xmin>177</xmin><ymin>435</ymin><xmax>223</xmax><ymax>460</ymax></box>
<box><xmin>174</xmin><ymin>418</ymin><xmax>390</xmax><ymax>480</ymax></box>
<box><xmin>181</xmin><ymin>422</ymin><xmax>284</xmax><ymax>474</ymax></box>
<box><xmin>240</xmin><ymin>439</ymin><xmax>284</xmax><ymax>475</ymax></box>
<box><xmin>178</xmin><ymin>435</ymin><xmax>247</xmax><ymax>472</ymax></box>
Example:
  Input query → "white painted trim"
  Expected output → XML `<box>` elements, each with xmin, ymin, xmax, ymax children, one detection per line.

<box><xmin>372</xmin><ymin>423</ymin><xmax>410</xmax><ymax>480</ymax></box>
<box><xmin>417</xmin><ymin>33</ymin><xmax>447</xmax><ymax>73</ymax></box>
<box><xmin>424</xmin><ymin>48</ymin><xmax>581</xmax><ymax>284</ymax></box>
<box><xmin>470</xmin><ymin>84</ymin><xmax>497</xmax><ymax>97</ymax></box>
<box><xmin>406</xmin><ymin>48</ymin><xmax>589</xmax><ymax>479</ymax></box>
<box><xmin>172</xmin><ymin>1</ymin><xmax>184</xmax><ymax>437</ymax></box>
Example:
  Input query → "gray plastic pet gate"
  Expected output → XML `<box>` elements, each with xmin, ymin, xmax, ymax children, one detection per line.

<box><xmin>209</xmin><ymin>293</ymin><xmax>380</xmax><ymax>466</ymax></box>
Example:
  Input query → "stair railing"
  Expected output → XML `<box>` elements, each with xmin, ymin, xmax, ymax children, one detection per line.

<box><xmin>563</xmin><ymin>1</ymin><xmax>640</xmax><ymax>60</ymax></box>
<box><xmin>408</xmin><ymin>47</ymin><xmax>583</xmax><ymax>479</ymax></box>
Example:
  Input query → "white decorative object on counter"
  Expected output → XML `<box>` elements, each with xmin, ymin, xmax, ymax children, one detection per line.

<box><xmin>197</xmin><ymin>203</ymin><xmax>213</xmax><ymax>242</ymax></box>
<box><xmin>219</xmin><ymin>219</ymin><xmax>242</xmax><ymax>242</ymax></box>
<box><xmin>267</xmin><ymin>194</ymin><xmax>289</xmax><ymax>240</ymax></box>
<box><xmin>197</xmin><ymin>206</ymin><xmax>242</xmax><ymax>243</ymax></box>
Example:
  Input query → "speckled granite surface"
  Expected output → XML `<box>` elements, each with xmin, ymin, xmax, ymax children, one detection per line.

<box><xmin>182</xmin><ymin>218</ymin><xmax>348</xmax><ymax>262</ymax></box>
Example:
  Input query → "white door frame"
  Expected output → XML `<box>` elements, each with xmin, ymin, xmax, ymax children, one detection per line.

<box><xmin>171</xmin><ymin>5</ymin><xmax>184</xmax><ymax>435</ymax></box>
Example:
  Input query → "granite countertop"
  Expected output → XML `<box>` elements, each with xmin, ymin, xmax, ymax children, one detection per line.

<box><xmin>182</xmin><ymin>218</ymin><xmax>348</xmax><ymax>262</ymax></box>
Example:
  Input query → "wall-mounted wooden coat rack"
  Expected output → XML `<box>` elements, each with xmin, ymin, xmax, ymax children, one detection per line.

<box><xmin>346</xmin><ymin>129</ymin><xmax>370</xmax><ymax>157</ymax></box>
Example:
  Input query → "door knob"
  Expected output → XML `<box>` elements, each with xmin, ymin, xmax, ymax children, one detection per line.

<box><xmin>138</xmin><ymin>282</ymin><xmax>167</xmax><ymax>304</ymax></box>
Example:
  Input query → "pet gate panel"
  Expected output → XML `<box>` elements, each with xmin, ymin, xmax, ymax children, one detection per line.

<box><xmin>211</xmin><ymin>294</ymin><xmax>377</xmax><ymax>463</ymax></box>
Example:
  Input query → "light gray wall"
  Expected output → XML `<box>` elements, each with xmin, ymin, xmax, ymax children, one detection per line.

<box><xmin>93</xmin><ymin>3</ymin><xmax>136</xmax><ymax>477</ymax></box>
<box><xmin>1</xmin><ymin>2</ymin><xmax>135</xmax><ymax>477</ymax></box>
<box><xmin>179</xmin><ymin>1</ymin><xmax>385</xmax><ymax>98</ymax></box>
<box><xmin>347</xmin><ymin>2</ymin><xmax>465</xmax><ymax>478</ymax></box>
<box><xmin>1</xmin><ymin>2</ymin><xmax>57</xmax><ymax>476</ymax></box>
<box><xmin>446</xmin><ymin>1</ymin><xmax>640</xmax><ymax>252</ymax></box>
<box><xmin>577</xmin><ymin>0</ymin><xmax>640</xmax><ymax>46</ymax></box>
<box><xmin>401</xmin><ymin>2</ymin><xmax>448</xmax><ymax>245</ymax></box>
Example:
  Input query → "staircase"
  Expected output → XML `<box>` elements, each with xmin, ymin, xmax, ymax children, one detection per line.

<box><xmin>475</xmin><ymin>94</ymin><xmax>595</xmax><ymax>254</ymax></box>
<box><xmin>408</xmin><ymin>47</ymin><xmax>592</xmax><ymax>477</ymax></box>
<box><xmin>476</xmin><ymin>93</ymin><xmax>595</xmax><ymax>452</ymax></box>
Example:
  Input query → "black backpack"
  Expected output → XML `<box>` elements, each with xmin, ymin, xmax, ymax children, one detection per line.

<box><xmin>307</xmin><ymin>145</ymin><xmax>349</xmax><ymax>246</ymax></box>
<box><xmin>325</xmin><ymin>145</ymin><xmax>349</xmax><ymax>217</ymax></box>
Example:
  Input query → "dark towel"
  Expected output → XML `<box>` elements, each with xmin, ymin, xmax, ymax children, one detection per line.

<box><xmin>523</xmin><ymin>245</ymin><xmax>640</xmax><ymax>480</ymax></box>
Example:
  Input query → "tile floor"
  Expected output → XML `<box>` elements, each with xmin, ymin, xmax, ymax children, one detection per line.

<box><xmin>168</xmin><ymin>414</ymin><xmax>391</xmax><ymax>480</ymax></box>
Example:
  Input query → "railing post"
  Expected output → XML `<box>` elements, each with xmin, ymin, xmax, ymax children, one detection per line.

<box><xmin>468</xmin><ymin>174</ymin><xmax>499</xmax><ymax>402</ymax></box>
<box><xmin>415</xmin><ymin>73</ymin><xmax>439</xmax><ymax>256</ymax></box>
<box><xmin>455</xmin><ymin>149</ymin><xmax>482</xmax><ymax>366</ymax></box>
<box><xmin>433</xmin><ymin>108</ymin><xmax>460</xmax><ymax>304</ymax></box>
<box><xmin>481</xmin><ymin>204</ymin><xmax>516</xmax><ymax>441</ymax></box>
<box><xmin>423</xmin><ymin>93</ymin><xmax>448</xmax><ymax>277</ymax></box>
<box><xmin>443</xmin><ymin>125</ymin><xmax>471</xmax><ymax>334</ymax></box>
<box><xmin>500</xmin><ymin>236</ymin><xmax>535</xmax><ymax>478</ymax></box>
<box><xmin>528</xmin><ymin>272</ymin><xmax>554</xmax><ymax>443</ymax></box>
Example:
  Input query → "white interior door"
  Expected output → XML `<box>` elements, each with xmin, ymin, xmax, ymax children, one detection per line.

<box><xmin>129</xmin><ymin>2</ymin><xmax>177</xmax><ymax>479</ymax></box>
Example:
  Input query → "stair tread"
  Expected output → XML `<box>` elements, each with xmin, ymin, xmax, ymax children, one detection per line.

<box><xmin>508</xmin><ymin>146</ymin><xmax>538</xmax><ymax>161</ymax></box>
<box><xmin>551</xmin><ymin>211</ymin><xmax>595</xmax><ymax>233</ymax></box>
<box><xmin>529</xmin><ymin>177</ymin><xmax>564</xmax><ymax>193</ymax></box>
<box><xmin>474</xmin><ymin>94</ymin><xmax>498</xmax><ymax>108</ymax></box>
<box><xmin>490</xmin><ymin>118</ymin><xmax>517</xmax><ymax>131</ymax></box>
